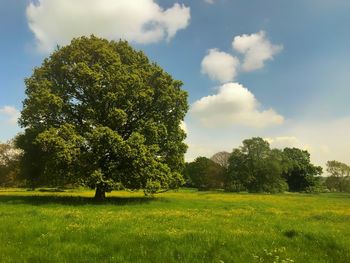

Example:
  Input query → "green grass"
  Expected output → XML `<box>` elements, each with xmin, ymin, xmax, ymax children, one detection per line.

<box><xmin>0</xmin><ymin>189</ymin><xmax>349</xmax><ymax>263</ymax></box>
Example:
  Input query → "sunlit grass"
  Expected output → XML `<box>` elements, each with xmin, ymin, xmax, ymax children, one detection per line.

<box><xmin>0</xmin><ymin>189</ymin><xmax>349</xmax><ymax>262</ymax></box>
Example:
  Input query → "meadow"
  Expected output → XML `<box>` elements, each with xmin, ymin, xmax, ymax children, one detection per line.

<box><xmin>0</xmin><ymin>189</ymin><xmax>349</xmax><ymax>263</ymax></box>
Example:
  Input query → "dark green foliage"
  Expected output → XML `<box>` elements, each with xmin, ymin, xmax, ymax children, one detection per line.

<box><xmin>225</xmin><ymin>137</ymin><xmax>323</xmax><ymax>193</ymax></box>
<box><xmin>325</xmin><ymin>160</ymin><xmax>350</xmax><ymax>192</ymax></box>
<box><xmin>282</xmin><ymin>148</ymin><xmax>323</xmax><ymax>192</ymax></box>
<box><xmin>17</xmin><ymin>36</ymin><xmax>188</xmax><ymax>198</ymax></box>
<box><xmin>15</xmin><ymin>129</ymin><xmax>52</xmax><ymax>188</ymax></box>
<box><xmin>227</xmin><ymin>138</ymin><xmax>288</xmax><ymax>193</ymax></box>
<box><xmin>183</xmin><ymin>157</ymin><xmax>226</xmax><ymax>190</ymax></box>
<box><xmin>325</xmin><ymin>176</ymin><xmax>350</xmax><ymax>192</ymax></box>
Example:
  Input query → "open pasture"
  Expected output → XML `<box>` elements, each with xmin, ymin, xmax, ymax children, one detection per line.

<box><xmin>0</xmin><ymin>189</ymin><xmax>349</xmax><ymax>263</ymax></box>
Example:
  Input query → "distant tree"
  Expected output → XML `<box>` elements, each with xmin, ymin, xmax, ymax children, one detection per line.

<box><xmin>282</xmin><ymin>148</ymin><xmax>323</xmax><ymax>192</ymax></box>
<box><xmin>227</xmin><ymin>137</ymin><xmax>287</xmax><ymax>193</ymax></box>
<box><xmin>326</xmin><ymin>160</ymin><xmax>350</xmax><ymax>178</ymax></box>
<box><xmin>210</xmin><ymin>151</ymin><xmax>230</xmax><ymax>168</ymax></box>
<box><xmin>16</xmin><ymin>36</ymin><xmax>188</xmax><ymax>200</ymax></box>
<box><xmin>0</xmin><ymin>141</ymin><xmax>21</xmax><ymax>187</ymax></box>
<box><xmin>183</xmin><ymin>157</ymin><xmax>226</xmax><ymax>190</ymax></box>
<box><xmin>325</xmin><ymin>160</ymin><xmax>350</xmax><ymax>192</ymax></box>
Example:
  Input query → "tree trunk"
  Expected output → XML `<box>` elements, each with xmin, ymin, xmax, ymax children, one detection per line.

<box><xmin>94</xmin><ymin>185</ymin><xmax>106</xmax><ymax>201</ymax></box>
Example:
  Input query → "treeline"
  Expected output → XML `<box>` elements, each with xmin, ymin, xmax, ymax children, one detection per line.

<box><xmin>183</xmin><ymin>137</ymin><xmax>350</xmax><ymax>193</ymax></box>
<box><xmin>1</xmin><ymin>137</ymin><xmax>350</xmax><ymax>193</ymax></box>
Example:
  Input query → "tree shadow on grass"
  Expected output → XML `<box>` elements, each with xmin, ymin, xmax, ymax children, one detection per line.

<box><xmin>0</xmin><ymin>194</ymin><xmax>156</xmax><ymax>206</ymax></box>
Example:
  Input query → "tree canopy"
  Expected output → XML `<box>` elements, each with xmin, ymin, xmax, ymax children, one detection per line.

<box><xmin>17</xmin><ymin>36</ymin><xmax>188</xmax><ymax>199</ymax></box>
<box><xmin>282</xmin><ymin>148</ymin><xmax>322</xmax><ymax>192</ymax></box>
<box><xmin>183</xmin><ymin>157</ymin><xmax>226</xmax><ymax>190</ymax></box>
<box><xmin>325</xmin><ymin>160</ymin><xmax>350</xmax><ymax>192</ymax></box>
<box><xmin>227</xmin><ymin>137</ymin><xmax>288</xmax><ymax>193</ymax></box>
<box><xmin>225</xmin><ymin>138</ymin><xmax>325</xmax><ymax>193</ymax></box>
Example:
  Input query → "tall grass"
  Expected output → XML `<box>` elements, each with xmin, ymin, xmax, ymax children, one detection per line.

<box><xmin>0</xmin><ymin>189</ymin><xmax>349</xmax><ymax>262</ymax></box>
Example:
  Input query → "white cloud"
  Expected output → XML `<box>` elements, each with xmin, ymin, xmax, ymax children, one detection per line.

<box><xmin>265</xmin><ymin>136</ymin><xmax>299</xmax><ymax>149</ymax></box>
<box><xmin>287</xmin><ymin>118</ymin><xmax>350</xmax><ymax>168</ymax></box>
<box><xmin>0</xmin><ymin>106</ymin><xmax>20</xmax><ymax>125</ymax></box>
<box><xmin>204</xmin><ymin>0</ymin><xmax>215</xmax><ymax>4</ymax></box>
<box><xmin>190</xmin><ymin>82</ymin><xmax>284</xmax><ymax>128</ymax></box>
<box><xmin>180</xmin><ymin>120</ymin><xmax>188</xmax><ymax>134</ymax></box>
<box><xmin>201</xmin><ymin>49</ymin><xmax>239</xmax><ymax>83</ymax></box>
<box><xmin>265</xmin><ymin>136</ymin><xmax>312</xmax><ymax>151</ymax></box>
<box><xmin>261</xmin><ymin>119</ymin><xmax>350</xmax><ymax>169</ymax></box>
<box><xmin>232</xmin><ymin>31</ymin><xmax>283</xmax><ymax>71</ymax></box>
<box><xmin>185</xmin><ymin>141</ymin><xmax>217</xmax><ymax>161</ymax></box>
<box><xmin>27</xmin><ymin>0</ymin><xmax>191</xmax><ymax>52</ymax></box>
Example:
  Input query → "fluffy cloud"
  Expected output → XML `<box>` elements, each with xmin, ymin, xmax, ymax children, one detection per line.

<box><xmin>190</xmin><ymin>82</ymin><xmax>284</xmax><ymax>128</ymax></box>
<box><xmin>201</xmin><ymin>31</ymin><xmax>282</xmax><ymax>82</ymax></box>
<box><xmin>201</xmin><ymin>49</ymin><xmax>239</xmax><ymax>83</ymax></box>
<box><xmin>263</xmin><ymin>119</ymin><xmax>350</xmax><ymax>168</ymax></box>
<box><xmin>265</xmin><ymin>136</ymin><xmax>311</xmax><ymax>150</ymax></box>
<box><xmin>0</xmin><ymin>106</ymin><xmax>20</xmax><ymax>125</ymax></box>
<box><xmin>232</xmin><ymin>31</ymin><xmax>283</xmax><ymax>71</ymax></box>
<box><xmin>26</xmin><ymin>0</ymin><xmax>191</xmax><ymax>52</ymax></box>
<box><xmin>287</xmin><ymin>118</ymin><xmax>350</xmax><ymax>168</ymax></box>
<box><xmin>185</xmin><ymin>141</ymin><xmax>218</xmax><ymax>161</ymax></box>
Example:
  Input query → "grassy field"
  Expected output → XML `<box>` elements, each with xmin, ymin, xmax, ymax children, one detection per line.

<box><xmin>0</xmin><ymin>189</ymin><xmax>349</xmax><ymax>263</ymax></box>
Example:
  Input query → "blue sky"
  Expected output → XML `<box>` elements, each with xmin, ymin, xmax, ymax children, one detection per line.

<box><xmin>1</xmin><ymin>0</ymin><xmax>349</xmax><ymax>167</ymax></box>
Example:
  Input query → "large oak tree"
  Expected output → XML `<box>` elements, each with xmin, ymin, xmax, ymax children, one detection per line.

<box><xmin>17</xmin><ymin>36</ymin><xmax>188</xmax><ymax>200</ymax></box>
